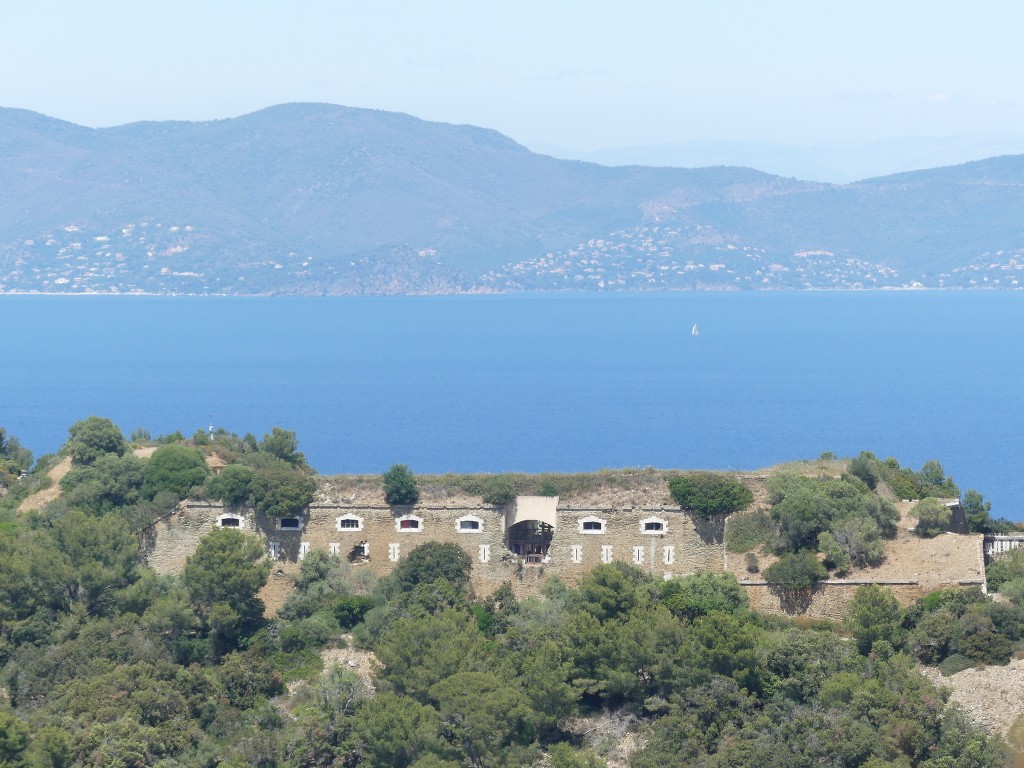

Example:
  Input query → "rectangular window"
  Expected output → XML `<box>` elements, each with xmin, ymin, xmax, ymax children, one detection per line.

<box><xmin>389</xmin><ymin>543</ymin><xmax>400</xmax><ymax>562</ymax></box>
<box><xmin>460</xmin><ymin>520</ymin><xmax>481</xmax><ymax>531</ymax></box>
<box><xmin>663</xmin><ymin>546</ymin><xmax>675</xmax><ymax>565</ymax></box>
<box><xmin>601</xmin><ymin>545</ymin><xmax>613</xmax><ymax>564</ymax></box>
<box><xmin>479</xmin><ymin>544</ymin><xmax>491</xmax><ymax>563</ymax></box>
<box><xmin>582</xmin><ymin>520</ymin><xmax>603</xmax><ymax>531</ymax></box>
<box><xmin>328</xmin><ymin>543</ymin><xmax>340</xmax><ymax>556</ymax></box>
<box><xmin>644</xmin><ymin>521</ymin><xmax>664</xmax><ymax>532</ymax></box>
<box><xmin>400</xmin><ymin>519</ymin><xmax>419</xmax><ymax>529</ymax></box>
<box><xmin>299</xmin><ymin>542</ymin><xmax>311</xmax><ymax>560</ymax></box>
<box><xmin>268</xmin><ymin>542</ymin><xmax>280</xmax><ymax>559</ymax></box>
<box><xmin>633</xmin><ymin>546</ymin><xmax>644</xmax><ymax>564</ymax></box>
<box><xmin>279</xmin><ymin>518</ymin><xmax>301</xmax><ymax>530</ymax></box>
<box><xmin>570</xmin><ymin>544</ymin><xmax>583</xmax><ymax>564</ymax></box>
<box><xmin>339</xmin><ymin>518</ymin><xmax>361</xmax><ymax>529</ymax></box>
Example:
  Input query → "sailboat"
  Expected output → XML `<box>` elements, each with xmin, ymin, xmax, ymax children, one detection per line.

<box><xmin>691</xmin><ymin>324</ymin><xmax>699</xmax><ymax>336</ymax></box>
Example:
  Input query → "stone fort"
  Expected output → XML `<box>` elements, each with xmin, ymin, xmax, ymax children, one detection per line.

<box><xmin>142</xmin><ymin>490</ymin><xmax>989</xmax><ymax>619</ymax></box>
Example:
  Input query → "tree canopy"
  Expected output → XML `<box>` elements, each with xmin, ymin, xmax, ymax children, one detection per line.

<box><xmin>142</xmin><ymin>444</ymin><xmax>211</xmax><ymax>500</ymax></box>
<box><xmin>668</xmin><ymin>472</ymin><xmax>752</xmax><ymax>516</ymax></box>
<box><xmin>67</xmin><ymin>416</ymin><xmax>127</xmax><ymax>466</ymax></box>
<box><xmin>383</xmin><ymin>463</ymin><xmax>420</xmax><ymax>506</ymax></box>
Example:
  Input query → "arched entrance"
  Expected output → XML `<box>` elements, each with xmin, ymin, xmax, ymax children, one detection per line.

<box><xmin>503</xmin><ymin>496</ymin><xmax>559</xmax><ymax>565</ymax></box>
<box><xmin>506</xmin><ymin>520</ymin><xmax>554</xmax><ymax>563</ymax></box>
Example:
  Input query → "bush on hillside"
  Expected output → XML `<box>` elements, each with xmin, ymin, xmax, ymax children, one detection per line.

<box><xmin>382</xmin><ymin>464</ymin><xmax>420</xmax><ymax>506</ymax></box>
<box><xmin>763</xmin><ymin>551</ymin><xmax>828</xmax><ymax>591</ymax></box>
<box><xmin>913</xmin><ymin>497</ymin><xmax>951</xmax><ymax>537</ymax></box>
<box><xmin>668</xmin><ymin>473</ymin><xmax>753</xmax><ymax>517</ymax></box>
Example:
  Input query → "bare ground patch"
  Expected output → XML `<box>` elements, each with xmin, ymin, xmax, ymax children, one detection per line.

<box><xmin>18</xmin><ymin>456</ymin><xmax>72</xmax><ymax>512</ymax></box>
<box><xmin>920</xmin><ymin>658</ymin><xmax>1024</xmax><ymax>736</ymax></box>
<box><xmin>320</xmin><ymin>638</ymin><xmax>379</xmax><ymax>694</ymax></box>
<box><xmin>562</xmin><ymin>709</ymin><xmax>645</xmax><ymax>768</ymax></box>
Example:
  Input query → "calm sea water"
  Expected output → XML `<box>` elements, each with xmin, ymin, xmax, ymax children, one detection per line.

<box><xmin>2</xmin><ymin>291</ymin><xmax>1022</xmax><ymax>518</ymax></box>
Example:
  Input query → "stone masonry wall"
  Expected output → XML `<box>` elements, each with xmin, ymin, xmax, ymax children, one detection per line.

<box><xmin>143</xmin><ymin>501</ymin><xmax>726</xmax><ymax>610</ymax></box>
<box><xmin>143</xmin><ymin>500</ymin><xmax>985</xmax><ymax>617</ymax></box>
<box><xmin>743</xmin><ymin>582</ymin><xmax>944</xmax><ymax>621</ymax></box>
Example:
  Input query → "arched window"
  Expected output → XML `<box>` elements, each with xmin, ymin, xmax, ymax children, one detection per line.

<box><xmin>395</xmin><ymin>514</ymin><xmax>424</xmax><ymax>533</ymax></box>
<box><xmin>578</xmin><ymin>516</ymin><xmax>606</xmax><ymax>534</ymax></box>
<box><xmin>336</xmin><ymin>514</ymin><xmax>364</xmax><ymax>532</ymax></box>
<box><xmin>456</xmin><ymin>515</ymin><xmax>484</xmax><ymax>533</ymax></box>
<box><xmin>640</xmin><ymin>517</ymin><xmax>668</xmax><ymax>534</ymax></box>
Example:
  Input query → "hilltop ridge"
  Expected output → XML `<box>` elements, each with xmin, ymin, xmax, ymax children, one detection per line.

<box><xmin>2</xmin><ymin>103</ymin><xmax>1024</xmax><ymax>294</ymax></box>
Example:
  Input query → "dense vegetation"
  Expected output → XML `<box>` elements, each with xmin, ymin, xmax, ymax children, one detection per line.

<box><xmin>725</xmin><ymin>454</ymin><xmax>1012</xmax><ymax>589</ymax></box>
<box><xmin>0</xmin><ymin>425</ymin><xmax>1018</xmax><ymax>766</ymax></box>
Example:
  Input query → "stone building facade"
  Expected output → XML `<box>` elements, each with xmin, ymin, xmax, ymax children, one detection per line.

<box><xmin>143</xmin><ymin>496</ymin><xmax>725</xmax><ymax>606</ymax></box>
<box><xmin>142</xmin><ymin>495</ymin><xmax>987</xmax><ymax>617</ymax></box>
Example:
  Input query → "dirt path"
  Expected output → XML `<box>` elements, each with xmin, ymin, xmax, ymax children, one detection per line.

<box><xmin>18</xmin><ymin>456</ymin><xmax>72</xmax><ymax>512</ymax></box>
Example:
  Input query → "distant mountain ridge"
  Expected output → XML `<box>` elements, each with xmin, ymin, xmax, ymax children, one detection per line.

<box><xmin>1</xmin><ymin>103</ymin><xmax>1022</xmax><ymax>294</ymax></box>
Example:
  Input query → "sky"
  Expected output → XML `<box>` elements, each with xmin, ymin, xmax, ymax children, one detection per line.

<box><xmin>2</xmin><ymin>0</ymin><xmax>1023</xmax><ymax>155</ymax></box>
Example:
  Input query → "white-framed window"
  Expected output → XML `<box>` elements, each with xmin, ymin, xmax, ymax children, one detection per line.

<box><xmin>479</xmin><ymin>544</ymin><xmax>491</xmax><ymax>563</ymax></box>
<box><xmin>640</xmin><ymin>517</ymin><xmax>667</xmax><ymax>534</ymax></box>
<box><xmin>601</xmin><ymin>545</ymin><xmax>613</xmax><ymax>563</ymax></box>
<box><xmin>579</xmin><ymin>516</ymin><xmax>606</xmax><ymax>534</ymax></box>
<box><xmin>268</xmin><ymin>542</ymin><xmax>280</xmax><ymax>559</ymax></box>
<box><xmin>456</xmin><ymin>515</ymin><xmax>484</xmax><ymax>533</ymax></box>
<box><xmin>328</xmin><ymin>542</ymin><xmax>340</xmax><ymax>556</ymax></box>
<box><xmin>633</xmin><ymin>546</ymin><xmax>644</xmax><ymax>564</ymax></box>
<box><xmin>663</xmin><ymin>546</ymin><xmax>676</xmax><ymax>565</ymax></box>
<box><xmin>388</xmin><ymin>543</ymin><xmax>400</xmax><ymax>561</ymax></box>
<box><xmin>299</xmin><ymin>542</ymin><xmax>311</xmax><ymax>560</ymax></box>
<box><xmin>336</xmin><ymin>514</ymin><xmax>363</xmax><ymax>532</ymax></box>
<box><xmin>217</xmin><ymin>513</ymin><xmax>243</xmax><ymax>529</ymax></box>
<box><xmin>570</xmin><ymin>544</ymin><xmax>583</xmax><ymax>564</ymax></box>
<box><xmin>360</xmin><ymin>541</ymin><xmax>370</xmax><ymax>558</ymax></box>
<box><xmin>396</xmin><ymin>514</ymin><xmax>424</xmax><ymax>533</ymax></box>
<box><xmin>278</xmin><ymin>517</ymin><xmax>302</xmax><ymax>531</ymax></box>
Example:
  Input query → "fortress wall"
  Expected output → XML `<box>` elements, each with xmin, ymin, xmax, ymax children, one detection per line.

<box><xmin>743</xmin><ymin>580</ymin><xmax>981</xmax><ymax>621</ymax></box>
<box><xmin>145</xmin><ymin>502</ymin><xmax>727</xmax><ymax>609</ymax></box>
<box><xmin>144</xmin><ymin>501</ymin><xmax>982</xmax><ymax>618</ymax></box>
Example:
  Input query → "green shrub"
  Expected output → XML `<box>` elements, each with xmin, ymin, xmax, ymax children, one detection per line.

<box><xmin>382</xmin><ymin>464</ymin><xmax>420</xmax><ymax>506</ymax></box>
<box><xmin>913</xmin><ymin>497</ymin><xmax>951</xmax><ymax>537</ymax></box>
<box><xmin>142</xmin><ymin>444</ymin><xmax>210</xmax><ymax>500</ymax></box>
<box><xmin>482</xmin><ymin>474</ymin><xmax>517</xmax><ymax>505</ymax></box>
<box><xmin>998</xmin><ymin>577</ymin><xmax>1024</xmax><ymax>605</ymax></box>
<box><xmin>726</xmin><ymin>509</ymin><xmax>776</xmax><ymax>553</ymax></box>
<box><xmin>205</xmin><ymin>463</ymin><xmax>255</xmax><ymax>506</ymax></box>
<box><xmin>848</xmin><ymin>452</ymin><xmax>880</xmax><ymax>490</ymax></box>
<box><xmin>661</xmin><ymin>572</ymin><xmax>747</xmax><ymax>620</ymax></box>
<box><xmin>334</xmin><ymin>595</ymin><xmax>377</xmax><ymax>629</ymax></box>
<box><xmin>669</xmin><ymin>473</ymin><xmax>753</xmax><ymax>517</ymax></box>
<box><xmin>249</xmin><ymin>466</ymin><xmax>317</xmax><ymax>517</ymax></box>
<box><xmin>763</xmin><ymin>551</ymin><xmax>828</xmax><ymax>590</ymax></box>
<box><xmin>67</xmin><ymin>416</ymin><xmax>127</xmax><ymax>466</ymax></box>
<box><xmin>280</xmin><ymin>612</ymin><xmax>337</xmax><ymax>652</ymax></box>
<box><xmin>937</xmin><ymin>653</ymin><xmax>976</xmax><ymax>677</ymax></box>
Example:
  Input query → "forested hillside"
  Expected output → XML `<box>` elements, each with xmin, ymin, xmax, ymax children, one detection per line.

<box><xmin>1</xmin><ymin>421</ymin><xmax>1022</xmax><ymax>767</ymax></box>
<box><xmin>2</xmin><ymin>104</ymin><xmax>1024</xmax><ymax>294</ymax></box>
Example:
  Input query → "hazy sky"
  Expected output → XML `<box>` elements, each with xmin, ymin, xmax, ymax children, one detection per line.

<box><xmin>3</xmin><ymin>1</ymin><xmax>1022</xmax><ymax>151</ymax></box>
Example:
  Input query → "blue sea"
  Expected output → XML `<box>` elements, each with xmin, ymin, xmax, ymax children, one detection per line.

<box><xmin>2</xmin><ymin>291</ymin><xmax>1022</xmax><ymax>518</ymax></box>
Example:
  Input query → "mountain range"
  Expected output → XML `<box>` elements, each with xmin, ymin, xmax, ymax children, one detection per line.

<box><xmin>1</xmin><ymin>103</ymin><xmax>1023</xmax><ymax>295</ymax></box>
